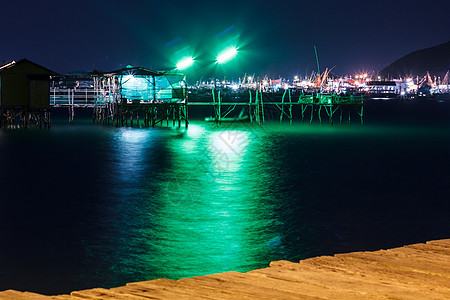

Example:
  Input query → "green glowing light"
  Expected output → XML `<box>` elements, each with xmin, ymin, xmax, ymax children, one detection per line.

<box><xmin>216</xmin><ymin>47</ymin><xmax>238</xmax><ymax>64</ymax></box>
<box><xmin>176</xmin><ymin>56</ymin><xmax>194</xmax><ymax>70</ymax></box>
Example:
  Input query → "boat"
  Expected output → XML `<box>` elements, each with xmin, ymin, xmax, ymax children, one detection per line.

<box><xmin>204</xmin><ymin>115</ymin><xmax>250</xmax><ymax>122</ymax></box>
<box><xmin>365</xmin><ymin>81</ymin><xmax>398</xmax><ymax>100</ymax></box>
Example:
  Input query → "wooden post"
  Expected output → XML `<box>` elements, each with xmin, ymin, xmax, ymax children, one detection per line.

<box><xmin>255</xmin><ymin>89</ymin><xmax>260</xmax><ymax>124</ymax></box>
<box><xmin>185</xmin><ymin>98</ymin><xmax>188</xmax><ymax>128</ymax></box>
<box><xmin>260</xmin><ymin>90</ymin><xmax>265</xmax><ymax>124</ymax></box>
<box><xmin>218</xmin><ymin>90</ymin><xmax>222</xmax><ymax>124</ymax></box>
<box><xmin>289</xmin><ymin>88</ymin><xmax>293</xmax><ymax>125</ymax></box>
<box><xmin>248</xmin><ymin>90</ymin><xmax>253</xmax><ymax>123</ymax></box>
<box><xmin>280</xmin><ymin>89</ymin><xmax>286</xmax><ymax>124</ymax></box>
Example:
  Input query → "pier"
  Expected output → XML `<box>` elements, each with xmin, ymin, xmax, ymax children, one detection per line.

<box><xmin>1</xmin><ymin>239</ymin><xmax>449</xmax><ymax>299</ymax></box>
<box><xmin>47</xmin><ymin>70</ymin><xmax>364</xmax><ymax>127</ymax></box>
<box><xmin>48</xmin><ymin>87</ymin><xmax>364</xmax><ymax>127</ymax></box>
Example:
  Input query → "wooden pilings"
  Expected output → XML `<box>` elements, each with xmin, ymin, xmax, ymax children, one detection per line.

<box><xmin>201</xmin><ymin>90</ymin><xmax>364</xmax><ymax>126</ymax></box>
<box><xmin>90</xmin><ymin>101</ymin><xmax>188</xmax><ymax>128</ymax></box>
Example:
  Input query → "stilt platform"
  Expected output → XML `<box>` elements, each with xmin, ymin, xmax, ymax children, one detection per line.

<box><xmin>52</xmin><ymin>101</ymin><xmax>188</xmax><ymax>128</ymax></box>
<box><xmin>1</xmin><ymin>239</ymin><xmax>449</xmax><ymax>299</ymax></box>
<box><xmin>189</xmin><ymin>89</ymin><xmax>364</xmax><ymax>125</ymax></box>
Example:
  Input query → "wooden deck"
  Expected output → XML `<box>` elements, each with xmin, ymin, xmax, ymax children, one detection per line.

<box><xmin>1</xmin><ymin>239</ymin><xmax>449</xmax><ymax>299</ymax></box>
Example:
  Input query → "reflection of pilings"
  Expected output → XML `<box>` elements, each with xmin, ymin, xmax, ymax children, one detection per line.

<box><xmin>0</xmin><ymin>107</ymin><xmax>51</xmax><ymax>129</ymax></box>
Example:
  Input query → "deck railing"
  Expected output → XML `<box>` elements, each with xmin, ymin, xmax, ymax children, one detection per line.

<box><xmin>50</xmin><ymin>88</ymin><xmax>106</xmax><ymax>106</ymax></box>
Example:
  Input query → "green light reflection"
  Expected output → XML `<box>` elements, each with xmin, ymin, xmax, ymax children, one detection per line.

<box><xmin>138</xmin><ymin>124</ymin><xmax>280</xmax><ymax>279</ymax></box>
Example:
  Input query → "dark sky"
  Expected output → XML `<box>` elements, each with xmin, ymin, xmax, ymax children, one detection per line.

<box><xmin>1</xmin><ymin>0</ymin><xmax>448</xmax><ymax>77</ymax></box>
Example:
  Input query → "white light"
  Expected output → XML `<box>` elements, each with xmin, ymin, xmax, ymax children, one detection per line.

<box><xmin>217</xmin><ymin>47</ymin><xmax>238</xmax><ymax>64</ymax></box>
<box><xmin>176</xmin><ymin>57</ymin><xmax>194</xmax><ymax>70</ymax></box>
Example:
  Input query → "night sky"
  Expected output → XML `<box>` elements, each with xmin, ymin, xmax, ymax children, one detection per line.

<box><xmin>1</xmin><ymin>0</ymin><xmax>448</xmax><ymax>77</ymax></box>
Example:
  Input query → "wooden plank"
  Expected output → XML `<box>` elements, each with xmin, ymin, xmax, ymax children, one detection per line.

<box><xmin>298</xmin><ymin>255</ymin><xmax>450</xmax><ymax>298</ymax></box>
<box><xmin>336</xmin><ymin>249</ymin><xmax>450</xmax><ymax>275</ymax></box>
<box><xmin>127</xmin><ymin>279</ymin><xmax>227</xmax><ymax>300</ymax></box>
<box><xmin>253</xmin><ymin>260</ymin><xmax>448</xmax><ymax>300</ymax></box>
<box><xmin>0</xmin><ymin>290</ymin><xmax>53</xmax><ymax>299</ymax></box>
<box><xmin>184</xmin><ymin>275</ymin><xmax>286</xmax><ymax>300</ymax></box>
<box><xmin>1</xmin><ymin>239</ymin><xmax>449</xmax><ymax>299</ymax></box>
<box><xmin>109</xmin><ymin>284</ymin><xmax>209</xmax><ymax>299</ymax></box>
<box><xmin>199</xmin><ymin>271</ymin><xmax>342</xmax><ymax>300</ymax></box>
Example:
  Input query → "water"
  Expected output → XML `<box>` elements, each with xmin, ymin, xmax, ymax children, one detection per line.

<box><xmin>0</xmin><ymin>99</ymin><xmax>449</xmax><ymax>294</ymax></box>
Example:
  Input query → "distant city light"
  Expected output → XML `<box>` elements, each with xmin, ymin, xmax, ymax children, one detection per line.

<box><xmin>176</xmin><ymin>57</ymin><xmax>194</xmax><ymax>70</ymax></box>
<box><xmin>216</xmin><ymin>47</ymin><xmax>238</xmax><ymax>64</ymax></box>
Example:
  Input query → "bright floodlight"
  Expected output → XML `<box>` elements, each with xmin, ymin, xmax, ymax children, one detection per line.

<box><xmin>176</xmin><ymin>57</ymin><xmax>194</xmax><ymax>70</ymax></box>
<box><xmin>216</xmin><ymin>47</ymin><xmax>238</xmax><ymax>64</ymax></box>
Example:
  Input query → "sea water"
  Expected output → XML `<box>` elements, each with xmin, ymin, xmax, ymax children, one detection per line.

<box><xmin>0</xmin><ymin>99</ymin><xmax>449</xmax><ymax>294</ymax></box>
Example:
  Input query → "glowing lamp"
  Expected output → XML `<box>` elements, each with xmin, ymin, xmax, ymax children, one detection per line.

<box><xmin>176</xmin><ymin>57</ymin><xmax>194</xmax><ymax>70</ymax></box>
<box><xmin>216</xmin><ymin>47</ymin><xmax>238</xmax><ymax>64</ymax></box>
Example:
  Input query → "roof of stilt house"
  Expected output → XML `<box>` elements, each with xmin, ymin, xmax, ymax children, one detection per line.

<box><xmin>0</xmin><ymin>58</ymin><xmax>60</xmax><ymax>76</ymax></box>
<box><xmin>105</xmin><ymin>66</ymin><xmax>165</xmax><ymax>77</ymax></box>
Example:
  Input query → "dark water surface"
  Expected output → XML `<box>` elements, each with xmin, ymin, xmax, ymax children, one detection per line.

<box><xmin>1</xmin><ymin>99</ymin><xmax>449</xmax><ymax>294</ymax></box>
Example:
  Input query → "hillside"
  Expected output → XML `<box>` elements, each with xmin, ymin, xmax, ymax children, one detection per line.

<box><xmin>380</xmin><ymin>41</ymin><xmax>450</xmax><ymax>78</ymax></box>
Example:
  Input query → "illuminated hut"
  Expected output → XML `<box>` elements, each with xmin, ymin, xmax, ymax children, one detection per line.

<box><xmin>96</xmin><ymin>66</ymin><xmax>186</xmax><ymax>104</ymax></box>
<box><xmin>0</xmin><ymin>59</ymin><xmax>59</xmax><ymax>128</ymax></box>
<box><xmin>93</xmin><ymin>66</ymin><xmax>188</xmax><ymax>127</ymax></box>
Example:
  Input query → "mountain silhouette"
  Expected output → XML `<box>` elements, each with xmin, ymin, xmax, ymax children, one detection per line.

<box><xmin>380</xmin><ymin>41</ymin><xmax>450</xmax><ymax>78</ymax></box>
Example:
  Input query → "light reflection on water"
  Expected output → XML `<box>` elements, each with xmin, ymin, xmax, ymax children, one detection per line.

<box><xmin>0</xmin><ymin>100</ymin><xmax>449</xmax><ymax>294</ymax></box>
<box><xmin>105</xmin><ymin>124</ymin><xmax>281</xmax><ymax>281</ymax></box>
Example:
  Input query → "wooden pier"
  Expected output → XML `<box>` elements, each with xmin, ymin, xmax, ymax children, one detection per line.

<box><xmin>1</xmin><ymin>239</ymin><xmax>449</xmax><ymax>299</ymax></box>
<box><xmin>47</xmin><ymin>88</ymin><xmax>363</xmax><ymax>128</ymax></box>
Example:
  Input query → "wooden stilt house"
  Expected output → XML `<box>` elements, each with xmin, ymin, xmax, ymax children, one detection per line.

<box><xmin>0</xmin><ymin>59</ymin><xmax>60</xmax><ymax>128</ymax></box>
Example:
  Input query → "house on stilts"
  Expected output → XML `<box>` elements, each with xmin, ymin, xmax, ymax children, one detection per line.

<box><xmin>0</xmin><ymin>59</ymin><xmax>60</xmax><ymax>128</ymax></box>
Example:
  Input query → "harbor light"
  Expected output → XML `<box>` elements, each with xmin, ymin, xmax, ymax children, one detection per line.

<box><xmin>216</xmin><ymin>46</ymin><xmax>238</xmax><ymax>64</ymax></box>
<box><xmin>176</xmin><ymin>57</ymin><xmax>194</xmax><ymax>70</ymax></box>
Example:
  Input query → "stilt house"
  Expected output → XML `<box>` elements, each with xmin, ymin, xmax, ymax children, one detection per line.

<box><xmin>0</xmin><ymin>59</ymin><xmax>60</xmax><ymax>110</ymax></box>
